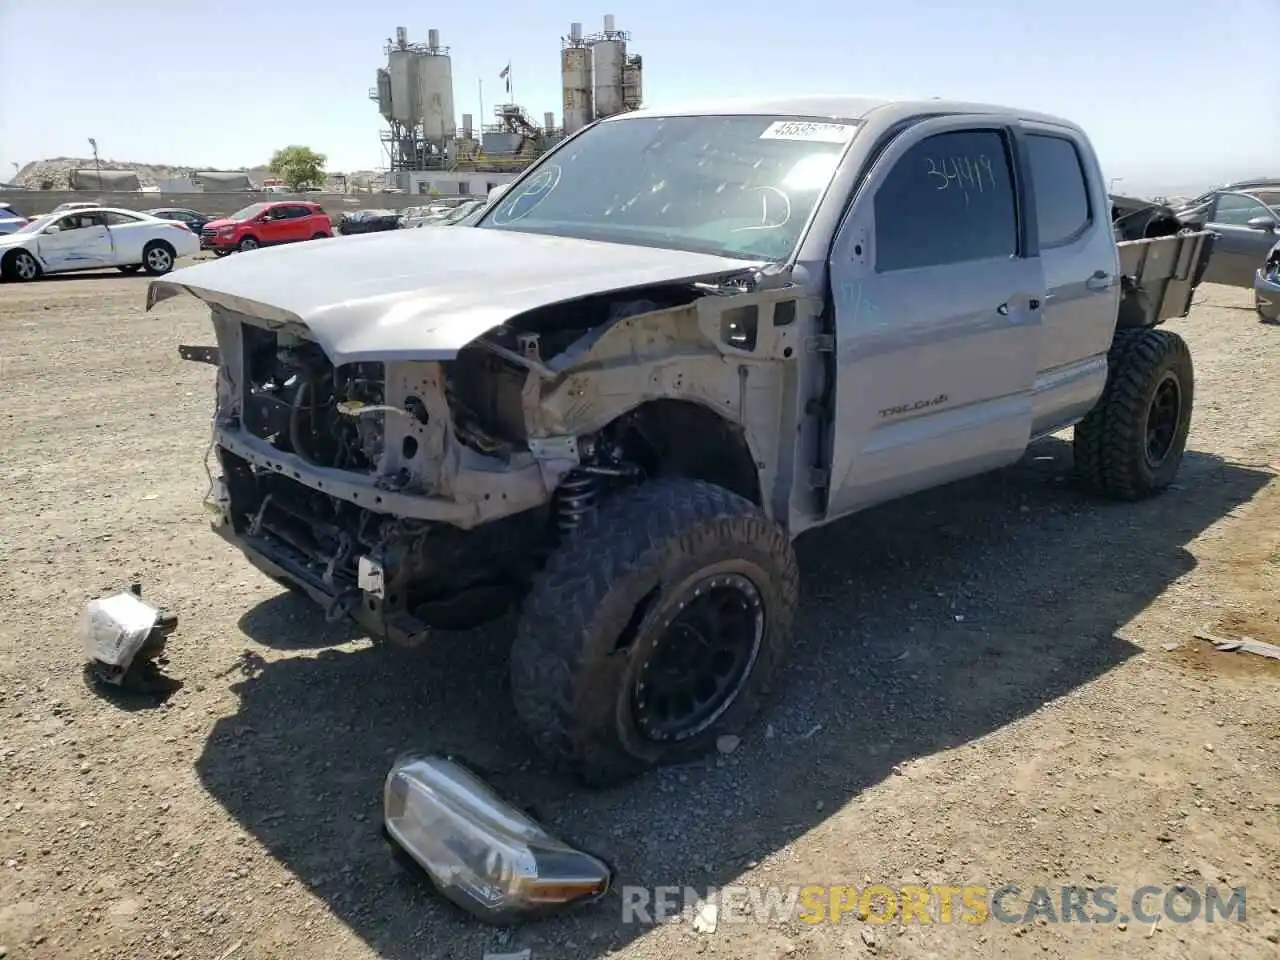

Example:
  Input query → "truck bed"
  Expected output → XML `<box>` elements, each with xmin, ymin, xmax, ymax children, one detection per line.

<box><xmin>1115</xmin><ymin>228</ymin><xmax>1214</xmax><ymax>328</ymax></box>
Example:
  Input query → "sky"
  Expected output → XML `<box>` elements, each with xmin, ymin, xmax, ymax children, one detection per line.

<box><xmin>0</xmin><ymin>0</ymin><xmax>1275</xmax><ymax>196</ymax></box>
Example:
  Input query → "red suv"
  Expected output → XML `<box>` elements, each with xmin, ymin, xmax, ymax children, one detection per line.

<box><xmin>200</xmin><ymin>200</ymin><xmax>332</xmax><ymax>256</ymax></box>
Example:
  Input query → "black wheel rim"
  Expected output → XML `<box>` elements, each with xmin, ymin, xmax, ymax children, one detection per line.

<box><xmin>1146</xmin><ymin>372</ymin><xmax>1182</xmax><ymax>467</ymax></box>
<box><xmin>632</xmin><ymin>573</ymin><xmax>765</xmax><ymax>743</ymax></box>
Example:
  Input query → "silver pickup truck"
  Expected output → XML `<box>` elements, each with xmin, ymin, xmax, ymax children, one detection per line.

<box><xmin>152</xmin><ymin>95</ymin><xmax>1212</xmax><ymax>786</ymax></box>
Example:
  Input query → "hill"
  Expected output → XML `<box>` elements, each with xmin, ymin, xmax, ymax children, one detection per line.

<box><xmin>12</xmin><ymin>158</ymin><xmax>385</xmax><ymax>191</ymax></box>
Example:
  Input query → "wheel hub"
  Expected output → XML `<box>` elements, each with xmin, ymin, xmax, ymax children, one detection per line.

<box><xmin>16</xmin><ymin>253</ymin><xmax>37</xmax><ymax>279</ymax></box>
<box><xmin>1145</xmin><ymin>372</ymin><xmax>1182</xmax><ymax>467</ymax></box>
<box><xmin>148</xmin><ymin>249</ymin><xmax>172</xmax><ymax>271</ymax></box>
<box><xmin>632</xmin><ymin>574</ymin><xmax>764</xmax><ymax>743</ymax></box>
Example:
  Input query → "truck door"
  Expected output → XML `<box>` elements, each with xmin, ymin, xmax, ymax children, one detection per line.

<box><xmin>1202</xmin><ymin>191</ymin><xmax>1280</xmax><ymax>287</ymax></box>
<box><xmin>1019</xmin><ymin>123</ymin><xmax>1120</xmax><ymax>437</ymax></box>
<box><xmin>824</xmin><ymin>116</ymin><xmax>1045</xmax><ymax>517</ymax></box>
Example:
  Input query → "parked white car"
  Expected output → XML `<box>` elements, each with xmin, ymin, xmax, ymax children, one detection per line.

<box><xmin>0</xmin><ymin>207</ymin><xmax>199</xmax><ymax>281</ymax></box>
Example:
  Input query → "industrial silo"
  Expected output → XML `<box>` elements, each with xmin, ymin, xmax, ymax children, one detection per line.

<box><xmin>561</xmin><ymin>22</ymin><xmax>593</xmax><ymax>135</ymax></box>
<box><xmin>387</xmin><ymin>27</ymin><xmax>419</xmax><ymax>125</ymax></box>
<box><xmin>416</xmin><ymin>28</ymin><xmax>457</xmax><ymax>141</ymax></box>
<box><xmin>592</xmin><ymin>15</ymin><xmax>625</xmax><ymax>119</ymax></box>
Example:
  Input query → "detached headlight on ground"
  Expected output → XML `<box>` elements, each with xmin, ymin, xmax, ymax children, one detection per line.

<box><xmin>80</xmin><ymin>585</ymin><xmax>177</xmax><ymax>685</ymax></box>
<box><xmin>383</xmin><ymin>754</ymin><xmax>612</xmax><ymax>923</ymax></box>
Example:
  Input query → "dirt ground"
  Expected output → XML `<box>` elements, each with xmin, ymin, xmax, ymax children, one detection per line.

<box><xmin>0</xmin><ymin>269</ymin><xmax>1277</xmax><ymax>960</ymax></box>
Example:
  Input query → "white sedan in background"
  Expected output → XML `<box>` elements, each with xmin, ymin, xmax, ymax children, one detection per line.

<box><xmin>0</xmin><ymin>207</ymin><xmax>199</xmax><ymax>281</ymax></box>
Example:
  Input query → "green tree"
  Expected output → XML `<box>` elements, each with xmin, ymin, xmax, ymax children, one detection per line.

<box><xmin>268</xmin><ymin>145</ymin><xmax>327</xmax><ymax>191</ymax></box>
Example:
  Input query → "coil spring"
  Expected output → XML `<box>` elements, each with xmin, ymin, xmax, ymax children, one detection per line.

<box><xmin>554</xmin><ymin>470</ymin><xmax>601</xmax><ymax>534</ymax></box>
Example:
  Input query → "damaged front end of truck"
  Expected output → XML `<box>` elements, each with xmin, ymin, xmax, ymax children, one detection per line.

<box><xmin>151</xmin><ymin>235</ymin><xmax>818</xmax><ymax>644</ymax></box>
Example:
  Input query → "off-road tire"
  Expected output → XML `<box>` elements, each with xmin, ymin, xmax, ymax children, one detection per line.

<box><xmin>1073</xmin><ymin>327</ymin><xmax>1194</xmax><ymax>500</ymax></box>
<box><xmin>3</xmin><ymin>248</ymin><xmax>42</xmax><ymax>282</ymax></box>
<box><xmin>510</xmin><ymin>478</ymin><xmax>800</xmax><ymax>787</ymax></box>
<box><xmin>141</xmin><ymin>241</ymin><xmax>176</xmax><ymax>276</ymax></box>
<box><xmin>117</xmin><ymin>264</ymin><xmax>141</xmax><ymax>274</ymax></box>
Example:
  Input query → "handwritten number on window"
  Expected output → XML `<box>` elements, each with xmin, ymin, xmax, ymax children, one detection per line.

<box><xmin>924</xmin><ymin>154</ymin><xmax>996</xmax><ymax>194</ymax></box>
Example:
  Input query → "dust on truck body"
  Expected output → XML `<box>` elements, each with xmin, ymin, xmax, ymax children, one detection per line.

<box><xmin>153</xmin><ymin>95</ymin><xmax>1212</xmax><ymax>786</ymax></box>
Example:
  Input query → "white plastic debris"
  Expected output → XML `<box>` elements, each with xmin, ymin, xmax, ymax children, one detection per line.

<box><xmin>692</xmin><ymin>901</ymin><xmax>719</xmax><ymax>934</ymax></box>
<box><xmin>81</xmin><ymin>591</ymin><xmax>159</xmax><ymax>669</ymax></box>
<box><xmin>80</xmin><ymin>586</ymin><xmax>177</xmax><ymax>685</ymax></box>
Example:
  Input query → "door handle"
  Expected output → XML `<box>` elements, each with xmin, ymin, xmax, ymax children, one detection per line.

<box><xmin>1086</xmin><ymin>271</ymin><xmax>1112</xmax><ymax>291</ymax></box>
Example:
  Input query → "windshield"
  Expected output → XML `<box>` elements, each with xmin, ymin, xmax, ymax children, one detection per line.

<box><xmin>229</xmin><ymin>203</ymin><xmax>268</xmax><ymax>221</ymax></box>
<box><xmin>476</xmin><ymin>114</ymin><xmax>859</xmax><ymax>260</ymax></box>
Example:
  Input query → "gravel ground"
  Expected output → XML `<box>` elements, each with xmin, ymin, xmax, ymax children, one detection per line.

<box><xmin>0</xmin><ymin>271</ymin><xmax>1278</xmax><ymax>960</ymax></box>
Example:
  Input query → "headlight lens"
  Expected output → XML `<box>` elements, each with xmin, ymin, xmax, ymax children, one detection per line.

<box><xmin>384</xmin><ymin>754</ymin><xmax>612</xmax><ymax>923</ymax></box>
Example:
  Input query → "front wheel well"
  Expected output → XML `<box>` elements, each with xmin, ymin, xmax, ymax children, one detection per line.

<box><xmin>595</xmin><ymin>399</ymin><xmax>762</xmax><ymax>507</ymax></box>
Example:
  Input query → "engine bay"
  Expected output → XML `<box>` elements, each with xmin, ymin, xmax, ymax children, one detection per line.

<box><xmin>241</xmin><ymin>324</ymin><xmax>397</xmax><ymax>473</ymax></box>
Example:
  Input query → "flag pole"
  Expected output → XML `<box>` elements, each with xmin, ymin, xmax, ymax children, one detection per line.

<box><xmin>478</xmin><ymin>78</ymin><xmax>484</xmax><ymax>131</ymax></box>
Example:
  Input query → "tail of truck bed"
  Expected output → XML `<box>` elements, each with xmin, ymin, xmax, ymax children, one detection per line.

<box><xmin>1107</xmin><ymin>193</ymin><xmax>1214</xmax><ymax>327</ymax></box>
<box><xmin>1114</xmin><ymin>227</ymin><xmax>1215</xmax><ymax>329</ymax></box>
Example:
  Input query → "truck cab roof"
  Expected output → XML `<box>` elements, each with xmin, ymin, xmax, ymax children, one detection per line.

<box><xmin>621</xmin><ymin>94</ymin><xmax>1083</xmax><ymax>131</ymax></box>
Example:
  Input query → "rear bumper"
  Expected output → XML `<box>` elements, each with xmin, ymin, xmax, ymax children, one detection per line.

<box><xmin>1255</xmin><ymin>266</ymin><xmax>1280</xmax><ymax>322</ymax></box>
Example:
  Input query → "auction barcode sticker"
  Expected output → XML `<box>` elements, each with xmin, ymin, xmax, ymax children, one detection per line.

<box><xmin>759</xmin><ymin>120</ymin><xmax>858</xmax><ymax>143</ymax></box>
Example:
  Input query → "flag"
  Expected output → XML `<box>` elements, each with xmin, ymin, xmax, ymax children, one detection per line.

<box><xmin>499</xmin><ymin>62</ymin><xmax>511</xmax><ymax>94</ymax></box>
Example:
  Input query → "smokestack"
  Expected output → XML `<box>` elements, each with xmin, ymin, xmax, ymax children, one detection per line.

<box><xmin>427</xmin><ymin>28</ymin><xmax>440</xmax><ymax>51</ymax></box>
<box><xmin>462</xmin><ymin>113</ymin><xmax>473</xmax><ymax>138</ymax></box>
<box><xmin>604</xmin><ymin>13</ymin><xmax>616</xmax><ymax>33</ymax></box>
<box><xmin>395</xmin><ymin>26</ymin><xmax>407</xmax><ymax>48</ymax></box>
<box><xmin>570</xmin><ymin>21</ymin><xmax>582</xmax><ymax>42</ymax></box>
<box><xmin>544</xmin><ymin>111</ymin><xmax>556</xmax><ymax>133</ymax></box>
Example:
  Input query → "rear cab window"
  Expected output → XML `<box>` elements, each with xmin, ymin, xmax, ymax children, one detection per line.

<box><xmin>874</xmin><ymin>128</ymin><xmax>1019</xmax><ymax>272</ymax></box>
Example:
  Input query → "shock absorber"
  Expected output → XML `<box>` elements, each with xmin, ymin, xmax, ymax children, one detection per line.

<box><xmin>554</xmin><ymin>470</ymin><xmax>601</xmax><ymax>535</ymax></box>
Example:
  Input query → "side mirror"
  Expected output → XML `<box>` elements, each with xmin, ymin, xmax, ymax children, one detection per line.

<box><xmin>45</xmin><ymin>224</ymin><xmax>61</xmax><ymax>234</ymax></box>
<box><xmin>1246</xmin><ymin>215</ymin><xmax>1277</xmax><ymax>232</ymax></box>
<box><xmin>487</xmin><ymin>183</ymin><xmax>511</xmax><ymax>203</ymax></box>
